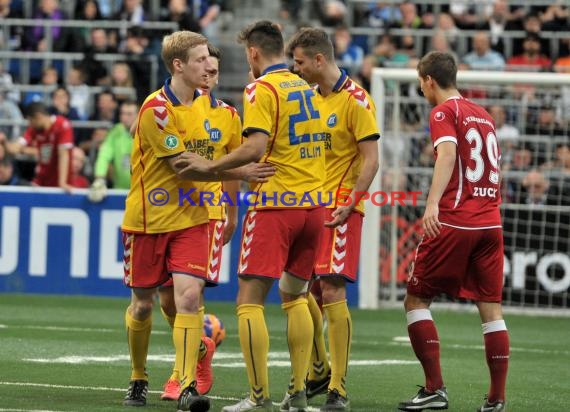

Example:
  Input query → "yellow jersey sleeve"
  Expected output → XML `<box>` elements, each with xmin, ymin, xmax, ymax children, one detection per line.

<box><xmin>347</xmin><ymin>86</ymin><xmax>380</xmax><ymax>142</ymax></box>
<box><xmin>243</xmin><ymin>82</ymin><xmax>275</xmax><ymax>137</ymax></box>
<box><xmin>139</xmin><ymin>102</ymin><xmax>186</xmax><ymax>159</ymax></box>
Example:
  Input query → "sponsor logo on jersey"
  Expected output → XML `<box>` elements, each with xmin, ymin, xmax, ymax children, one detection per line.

<box><xmin>210</xmin><ymin>128</ymin><xmax>222</xmax><ymax>143</ymax></box>
<box><xmin>327</xmin><ymin>113</ymin><xmax>337</xmax><ymax>128</ymax></box>
<box><xmin>164</xmin><ymin>135</ymin><xmax>178</xmax><ymax>149</ymax></box>
<box><xmin>204</xmin><ymin>119</ymin><xmax>211</xmax><ymax>132</ymax></box>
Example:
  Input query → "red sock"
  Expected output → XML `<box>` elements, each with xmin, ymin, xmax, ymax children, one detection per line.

<box><xmin>408</xmin><ymin>319</ymin><xmax>443</xmax><ymax>392</ymax></box>
<box><xmin>484</xmin><ymin>329</ymin><xmax>509</xmax><ymax>403</ymax></box>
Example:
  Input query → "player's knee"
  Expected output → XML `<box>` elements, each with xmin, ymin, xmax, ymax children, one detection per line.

<box><xmin>158</xmin><ymin>288</ymin><xmax>176</xmax><ymax>317</ymax></box>
<box><xmin>131</xmin><ymin>299</ymin><xmax>154</xmax><ymax>319</ymax></box>
<box><xmin>320</xmin><ymin>277</ymin><xmax>346</xmax><ymax>304</ymax></box>
<box><xmin>279</xmin><ymin>271</ymin><xmax>309</xmax><ymax>296</ymax></box>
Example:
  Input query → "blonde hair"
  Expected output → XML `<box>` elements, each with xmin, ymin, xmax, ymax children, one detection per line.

<box><xmin>161</xmin><ymin>31</ymin><xmax>208</xmax><ymax>74</ymax></box>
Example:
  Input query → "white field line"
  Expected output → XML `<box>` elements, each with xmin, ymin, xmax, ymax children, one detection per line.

<box><xmin>0</xmin><ymin>382</ymin><xmax>321</xmax><ymax>411</ymax></box>
<box><xmin>22</xmin><ymin>352</ymin><xmax>418</xmax><ymax>367</ymax></box>
<box><xmin>391</xmin><ymin>336</ymin><xmax>570</xmax><ymax>356</ymax></box>
<box><xmin>0</xmin><ymin>324</ymin><xmax>169</xmax><ymax>335</ymax></box>
<box><xmin>0</xmin><ymin>409</ymin><xmax>63</xmax><ymax>412</ymax></box>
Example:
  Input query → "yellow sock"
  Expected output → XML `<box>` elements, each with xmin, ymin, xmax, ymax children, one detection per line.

<box><xmin>198</xmin><ymin>306</ymin><xmax>207</xmax><ymax>360</ymax></box>
<box><xmin>159</xmin><ymin>307</ymin><xmax>179</xmax><ymax>381</ymax></box>
<box><xmin>237</xmin><ymin>304</ymin><xmax>270</xmax><ymax>401</ymax></box>
<box><xmin>282</xmin><ymin>298</ymin><xmax>313</xmax><ymax>393</ymax></box>
<box><xmin>324</xmin><ymin>300</ymin><xmax>351</xmax><ymax>398</ymax></box>
<box><xmin>307</xmin><ymin>292</ymin><xmax>330</xmax><ymax>381</ymax></box>
<box><xmin>125</xmin><ymin>309</ymin><xmax>152</xmax><ymax>381</ymax></box>
<box><xmin>173</xmin><ymin>313</ymin><xmax>202</xmax><ymax>390</ymax></box>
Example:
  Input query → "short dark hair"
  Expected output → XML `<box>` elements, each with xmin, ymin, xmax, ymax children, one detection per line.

<box><xmin>237</xmin><ymin>20</ymin><xmax>284</xmax><ymax>58</ymax></box>
<box><xmin>417</xmin><ymin>51</ymin><xmax>457</xmax><ymax>89</ymax></box>
<box><xmin>208</xmin><ymin>43</ymin><xmax>222</xmax><ymax>61</ymax></box>
<box><xmin>25</xmin><ymin>102</ymin><xmax>49</xmax><ymax>117</ymax></box>
<box><xmin>287</xmin><ymin>27</ymin><xmax>334</xmax><ymax>62</ymax></box>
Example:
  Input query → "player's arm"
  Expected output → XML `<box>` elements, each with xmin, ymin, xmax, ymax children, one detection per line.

<box><xmin>58</xmin><ymin>145</ymin><xmax>73</xmax><ymax>192</ymax></box>
<box><xmin>423</xmin><ymin>141</ymin><xmax>456</xmax><ymax>238</ymax></box>
<box><xmin>327</xmin><ymin>139</ymin><xmax>379</xmax><ymax>227</ymax></box>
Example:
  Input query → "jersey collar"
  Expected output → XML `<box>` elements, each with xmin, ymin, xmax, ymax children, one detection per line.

<box><xmin>163</xmin><ymin>77</ymin><xmax>201</xmax><ymax>106</ymax></box>
<box><xmin>196</xmin><ymin>88</ymin><xmax>219</xmax><ymax>108</ymax></box>
<box><xmin>332</xmin><ymin>69</ymin><xmax>349</xmax><ymax>92</ymax></box>
<box><xmin>261</xmin><ymin>63</ymin><xmax>288</xmax><ymax>76</ymax></box>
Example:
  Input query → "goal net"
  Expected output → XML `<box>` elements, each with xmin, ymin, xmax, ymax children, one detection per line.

<box><xmin>359</xmin><ymin>68</ymin><xmax>570</xmax><ymax>311</ymax></box>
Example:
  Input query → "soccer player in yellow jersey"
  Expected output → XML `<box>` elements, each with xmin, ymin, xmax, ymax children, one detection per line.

<box><xmin>157</xmin><ymin>44</ymin><xmax>243</xmax><ymax>401</ymax></box>
<box><xmin>121</xmin><ymin>31</ymin><xmax>272</xmax><ymax>412</ymax></box>
<box><xmin>288</xmin><ymin>28</ymin><xmax>380</xmax><ymax>411</ymax></box>
<box><xmin>175</xmin><ymin>20</ymin><xmax>327</xmax><ymax>412</ymax></box>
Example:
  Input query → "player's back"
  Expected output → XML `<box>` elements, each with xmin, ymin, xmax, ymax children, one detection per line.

<box><xmin>430</xmin><ymin>96</ymin><xmax>501</xmax><ymax>228</ymax></box>
<box><xmin>243</xmin><ymin>65</ymin><xmax>325</xmax><ymax>208</ymax></box>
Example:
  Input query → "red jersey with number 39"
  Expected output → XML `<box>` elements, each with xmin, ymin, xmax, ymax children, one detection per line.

<box><xmin>429</xmin><ymin>96</ymin><xmax>502</xmax><ymax>229</ymax></box>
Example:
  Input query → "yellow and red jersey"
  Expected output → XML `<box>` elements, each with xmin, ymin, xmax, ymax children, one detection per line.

<box><xmin>194</xmin><ymin>92</ymin><xmax>243</xmax><ymax>220</ymax></box>
<box><xmin>315</xmin><ymin>71</ymin><xmax>380</xmax><ymax>214</ymax></box>
<box><xmin>122</xmin><ymin>79</ymin><xmax>209</xmax><ymax>234</ymax></box>
<box><xmin>242</xmin><ymin>63</ymin><xmax>326</xmax><ymax>209</ymax></box>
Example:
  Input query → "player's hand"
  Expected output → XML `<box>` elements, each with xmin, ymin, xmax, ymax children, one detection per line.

<box><xmin>223</xmin><ymin>218</ymin><xmax>237</xmax><ymax>245</ymax></box>
<box><xmin>240</xmin><ymin>162</ymin><xmax>275</xmax><ymax>183</ymax></box>
<box><xmin>422</xmin><ymin>202</ymin><xmax>441</xmax><ymax>238</ymax></box>
<box><xmin>60</xmin><ymin>183</ymin><xmax>74</xmax><ymax>194</ymax></box>
<box><xmin>87</xmin><ymin>178</ymin><xmax>108</xmax><ymax>203</ymax></box>
<box><xmin>174</xmin><ymin>152</ymin><xmax>212</xmax><ymax>174</ymax></box>
<box><xmin>325</xmin><ymin>205</ymin><xmax>353</xmax><ymax>228</ymax></box>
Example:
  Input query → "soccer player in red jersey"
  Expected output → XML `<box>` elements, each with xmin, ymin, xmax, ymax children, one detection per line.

<box><xmin>9</xmin><ymin>102</ymin><xmax>74</xmax><ymax>191</ymax></box>
<box><xmin>398</xmin><ymin>51</ymin><xmax>509</xmax><ymax>412</ymax></box>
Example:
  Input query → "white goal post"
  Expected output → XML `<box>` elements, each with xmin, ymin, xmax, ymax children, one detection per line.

<box><xmin>359</xmin><ymin>68</ymin><xmax>570</xmax><ymax>310</ymax></box>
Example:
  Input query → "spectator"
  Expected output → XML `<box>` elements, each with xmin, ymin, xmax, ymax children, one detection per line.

<box><xmin>91</xmin><ymin>100</ymin><xmax>137</xmax><ymax>190</ymax></box>
<box><xmin>489</xmin><ymin>104</ymin><xmax>520</xmax><ymax>141</ymax></box>
<box><xmin>80</xmin><ymin>28</ymin><xmax>117</xmax><ymax>86</ymax></box>
<box><xmin>0</xmin><ymin>61</ymin><xmax>20</xmax><ymax>103</ymax></box>
<box><xmin>0</xmin><ymin>0</ymin><xmax>24</xmax><ymax>55</ymax></box>
<box><xmin>110</xmin><ymin>0</ymin><xmax>147</xmax><ymax>49</ymax></box>
<box><xmin>430</xmin><ymin>30</ymin><xmax>459</xmax><ymax>62</ymax></box>
<box><xmin>483</xmin><ymin>0</ymin><xmax>525</xmax><ymax>55</ymax></box>
<box><xmin>75</xmin><ymin>0</ymin><xmax>104</xmax><ymax>43</ymax></box>
<box><xmin>512</xmin><ymin>13</ymin><xmax>550</xmax><ymax>57</ymax></box>
<box><xmin>188</xmin><ymin>0</ymin><xmax>222</xmax><ymax>39</ymax></box>
<box><xmin>507</xmin><ymin>145</ymin><xmax>533</xmax><ymax>171</ymax></box>
<box><xmin>23</xmin><ymin>66</ymin><xmax>59</xmax><ymax>106</ymax></box>
<box><xmin>48</xmin><ymin>86</ymin><xmax>81</xmax><ymax>121</ymax></box>
<box><xmin>0</xmin><ymin>151</ymin><xmax>30</xmax><ymax>186</ymax></box>
<box><xmin>311</xmin><ymin>0</ymin><xmax>346</xmax><ymax>27</ymax></box>
<box><xmin>121</xmin><ymin>26</ymin><xmax>153</xmax><ymax>102</ymax></box>
<box><xmin>434</xmin><ymin>13</ymin><xmax>460</xmax><ymax>51</ymax></box>
<box><xmin>65</xmin><ymin>66</ymin><xmax>90</xmax><ymax>120</ymax></box>
<box><xmin>525</xmin><ymin>104</ymin><xmax>565</xmax><ymax>136</ymax></box>
<box><xmin>366</xmin><ymin>2</ymin><xmax>401</xmax><ymax>29</ymax></box>
<box><xmin>539</xmin><ymin>2</ymin><xmax>569</xmax><ymax>32</ymax></box>
<box><xmin>517</xmin><ymin>169</ymin><xmax>556</xmax><ymax>205</ymax></box>
<box><xmin>69</xmin><ymin>147</ymin><xmax>90</xmax><ymax>188</ymax></box>
<box><xmin>353</xmin><ymin>54</ymin><xmax>376</xmax><ymax>91</ymax></box>
<box><xmin>461</xmin><ymin>31</ymin><xmax>506</xmax><ymax>70</ymax></box>
<box><xmin>78</xmin><ymin>90</ymin><xmax>117</xmax><ymax>150</ymax></box>
<box><xmin>507</xmin><ymin>32</ymin><xmax>552</xmax><ymax>71</ymax></box>
<box><xmin>280</xmin><ymin>0</ymin><xmax>303</xmax><ymax>22</ymax></box>
<box><xmin>161</xmin><ymin>0</ymin><xmax>201</xmax><ymax>33</ymax></box>
<box><xmin>109</xmin><ymin>62</ymin><xmax>135</xmax><ymax>105</ymax></box>
<box><xmin>0</xmin><ymin>91</ymin><xmax>24</xmax><ymax>140</ymax></box>
<box><xmin>333</xmin><ymin>24</ymin><xmax>364</xmax><ymax>70</ymax></box>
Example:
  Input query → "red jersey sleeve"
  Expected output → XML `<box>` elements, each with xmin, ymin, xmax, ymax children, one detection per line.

<box><xmin>429</xmin><ymin>105</ymin><xmax>458</xmax><ymax>149</ymax></box>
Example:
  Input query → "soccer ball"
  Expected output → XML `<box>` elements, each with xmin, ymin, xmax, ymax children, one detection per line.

<box><xmin>203</xmin><ymin>313</ymin><xmax>226</xmax><ymax>347</ymax></box>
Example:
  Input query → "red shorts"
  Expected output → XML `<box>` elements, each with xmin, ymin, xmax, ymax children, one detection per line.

<box><xmin>160</xmin><ymin>220</ymin><xmax>224</xmax><ymax>288</ymax></box>
<box><xmin>407</xmin><ymin>225</ymin><xmax>504</xmax><ymax>302</ymax></box>
<box><xmin>314</xmin><ymin>210</ymin><xmax>363</xmax><ymax>282</ymax></box>
<box><xmin>122</xmin><ymin>224</ymin><xmax>209</xmax><ymax>289</ymax></box>
<box><xmin>238</xmin><ymin>208</ymin><xmax>325</xmax><ymax>280</ymax></box>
